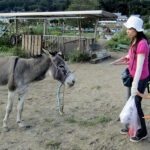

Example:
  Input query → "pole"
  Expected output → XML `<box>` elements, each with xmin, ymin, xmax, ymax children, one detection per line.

<box><xmin>94</xmin><ymin>18</ymin><xmax>99</xmax><ymax>43</ymax></box>
<box><xmin>78</xmin><ymin>16</ymin><xmax>82</xmax><ymax>52</ymax></box>
<box><xmin>16</xmin><ymin>17</ymin><xmax>18</xmax><ymax>55</ymax></box>
<box><xmin>43</xmin><ymin>19</ymin><xmax>47</xmax><ymax>40</ymax></box>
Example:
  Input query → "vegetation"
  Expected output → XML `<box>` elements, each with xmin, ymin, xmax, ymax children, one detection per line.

<box><xmin>107</xmin><ymin>29</ymin><xmax>131</xmax><ymax>51</ymax></box>
<box><xmin>69</xmin><ymin>51</ymin><xmax>91</xmax><ymax>62</ymax></box>
<box><xmin>107</xmin><ymin>29</ymin><xmax>150</xmax><ymax>51</ymax></box>
<box><xmin>0</xmin><ymin>36</ymin><xmax>27</xmax><ymax>57</ymax></box>
<box><xmin>0</xmin><ymin>0</ymin><xmax>149</xmax><ymax>17</ymax></box>
<box><xmin>45</xmin><ymin>141</ymin><xmax>61</xmax><ymax>149</ymax></box>
<box><xmin>0</xmin><ymin>0</ymin><xmax>149</xmax><ymax>57</ymax></box>
<box><xmin>64</xmin><ymin>115</ymin><xmax>112</xmax><ymax>127</ymax></box>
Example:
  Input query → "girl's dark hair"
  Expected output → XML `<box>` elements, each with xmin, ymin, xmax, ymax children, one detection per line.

<box><xmin>131</xmin><ymin>31</ymin><xmax>148</xmax><ymax>53</ymax></box>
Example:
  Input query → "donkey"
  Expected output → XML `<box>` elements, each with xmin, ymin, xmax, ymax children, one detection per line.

<box><xmin>0</xmin><ymin>51</ymin><xmax>75</xmax><ymax>131</ymax></box>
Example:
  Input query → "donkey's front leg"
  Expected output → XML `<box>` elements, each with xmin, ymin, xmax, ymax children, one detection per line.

<box><xmin>17</xmin><ymin>88</ymin><xmax>28</xmax><ymax>128</ymax></box>
<box><xmin>3</xmin><ymin>90</ymin><xmax>16</xmax><ymax>131</ymax></box>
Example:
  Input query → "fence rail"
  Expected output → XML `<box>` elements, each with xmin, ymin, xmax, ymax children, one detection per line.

<box><xmin>22</xmin><ymin>35</ymin><xmax>42</xmax><ymax>56</ymax></box>
<box><xmin>22</xmin><ymin>35</ymin><xmax>94</xmax><ymax>57</ymax></box>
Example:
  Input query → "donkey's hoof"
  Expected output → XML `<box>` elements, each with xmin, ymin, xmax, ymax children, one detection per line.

<box><xmin>25</xmin><ymin>125</ymin><xmax>31</xmax><ymax>129</ymax></box>
<box><xmin>20</xmin><ymin>125</ymin><xmax>31</xmax><ymax>130</ymax></box>
<box><xmin>3</xmin><ymin>127</ymin><xmax>9</xmax><ymax>132</ymax></box>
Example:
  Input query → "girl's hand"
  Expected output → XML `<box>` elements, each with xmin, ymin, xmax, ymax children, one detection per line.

<box><xmin>110</xmin><ymin>57</ymin><xmax>129</xmax><ymax>65</ymax></box>
<box><xmin>137</xmin><ymin>92</ymin><xmax>150</xmax><ymax>99</ymax></box>
<box><xmin>137</xmin><ymin>91</ymin><xmax>143</xmax><ymax>97</ymax></box>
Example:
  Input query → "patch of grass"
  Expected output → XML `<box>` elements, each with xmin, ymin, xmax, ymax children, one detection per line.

<box><xmin>69</xmin><ymin>51</ymin><xmax>90</xmax><ymax>62</ymax></box>
<box><xmin>70</xmin><ymin>106</ymin><xmax>79</xmax><ymax>112</ymax></box>
<box><xmin>71</xmin><ymin>145</ymin><xmax>82</xmax><ymax>150</ymax></box>
<box><xmin>91</xmin><ymin>85</ymin><xmax>101</xmax><ymax>90</ymax></box>
<box><xmin>0</xmin><ymin>52</ymin><xmax>14</xmax><ymax>56</ymax></box>
<box><xmin>65</xmin><ymin>115</ymin><xmax>112</xmax><ymax>127</ymax></box>
<box><xmin>97</xmin><ymin>116</ymin><xmax>112</xmax><ymax>123</ymax></box>
<box><xmin>44</xmin><ymin>118</ymin><xmax>53</xmax><ymax>123</ymax></box>
<box><xmin>94</xmin><ymin>98</ymin><xmax>100</xmax><ymax>102</ymax></box>
<box><xmin>80</xmin><ymin>136</ymin><xmax>89</xmax><ymax>140</ymax></box>
<box><xmin>64</xmin><ymin>117</ymin><xmax>77</xmax><ymax>123</ymax></box>
<box><xmin>75</xmin><ymin>106</ymin><xmax>79</xmax><ymax>109</ymax></box>
<box><xmin>45</xmin><ymin>141</ymin><xmax>61</xmax><ymax>149</ymax></box>
<box><xmin>78</xmin><ymin>120</ymin><xmax>97</xmax><ymax>126</ymax></box>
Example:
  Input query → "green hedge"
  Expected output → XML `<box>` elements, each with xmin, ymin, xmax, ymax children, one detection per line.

<box><xmin>107</xmin><ymin>29</ymin><xmax>150</xmax><ymax>51</ymax></box>
<box><xmin>69</xmin><ymin>51</ymin><xmax>90</xmax><ymax>62</ymax></box>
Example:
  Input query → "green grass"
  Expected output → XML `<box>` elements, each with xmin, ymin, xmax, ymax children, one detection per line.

<box><xmin>64</xmin><ymin>117</ymin><xmax>77</xmax><ymax>123</ymax></box>
<box><xmin>70</xmin><ymin>106</ymin><xmax>79</xmax><ymax>112</ymax></box>
<box><xmin>78</xmin><ymin>120</ymin><xmax>97</xmax><ymax>126</ymax></box>
<box><xmin>97</xmin><ymin>116</ymin><xmax>112</xmax><ymax>123</ymax></box>
<box><xmin>91</xmin><ymin>85</ymin><xmax>101</xmax><ymax>90</ymax></box>
<box><xmin>106</xmin><ymin>29</ymin><xmax>150</xmax><ymax>51</ymax></box>
<box><xmin>0</xmin><ymin>45</ymin><xmax>28</xmax><ymax>57</ymax></box>
<box><xmin>64</xmin><ymin>115</ymin><xmax>112</xmax><ymax>127</ymax></box>
<box><xmin>44</xmin><ymin>118</ymin><xmax>53</xmax><ymax>123</ymax></box>
<box><xmin>45</xmin><ymin>141</ymin><xmax>61</xmax><ymax>149</ymax></box>
<box><xmin>0</xmin><ymin>52</ymin><xmax>14</xmax><ymax>56</ymax></box>
<box><xmin>94</xmin><ymin>98</ymin><xmax>100</xmax><ymax>102</ymax></box>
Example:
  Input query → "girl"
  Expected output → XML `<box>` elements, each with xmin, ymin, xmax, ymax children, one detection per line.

<box><xmin>112</xmin><ymin>16</ymin><xmax>149</xmax><ymax>142</ymax></box>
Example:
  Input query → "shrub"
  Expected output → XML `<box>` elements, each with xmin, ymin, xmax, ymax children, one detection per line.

<box><xmin>107</xmin><ymin>29</ymin><xmax>150</xmax><ymax>51</ymax></box>
<box><xmin>143</xmin><ymin>23</ymin><xmax>150</xmax><ymax>29</ymax></box>
<box><xmin>106</xmin><ymin>29</ymin><xmax>131</xmax><ymax>50</ymax></box>
<box><xmin>0</xmin><ymin>36</ymin><xmax>11</xmax><ymax>46</ymax></box>
<box><xmin>69</xmin><ymin>51</ymin><xmax>90</xmax><ymax>62</ymax></box>
<box><xmin>13</xmin><ymin>47</ymin><xmax>28</xmax><ymax>58</ymax></box>
<box><xmin>145</xmin><ymin>32</ymin><xmax>150</xmax><ymax>44</ymax></box>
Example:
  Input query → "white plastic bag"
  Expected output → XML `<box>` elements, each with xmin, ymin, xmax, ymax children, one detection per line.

<box><xmin>119</xmin><ymin>96</ymin><xmax>141</xmax><ymax>137</ymax></box>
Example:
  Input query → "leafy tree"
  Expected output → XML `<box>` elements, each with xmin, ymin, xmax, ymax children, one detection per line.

<box><xmin>66</xmin><ymin>0</ymin><xmax>99</xmax><ymax>28</ymax></box>
<box><xmin>0</xmin><ymin>0</ymin><xmax>149</xmax><ymax>18</ymax></box>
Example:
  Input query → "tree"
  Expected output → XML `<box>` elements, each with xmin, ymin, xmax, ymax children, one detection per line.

<box><xmin>67</xmin><ymin>0</ymin><xmax>99</xmax><ymax>11</ymax></box>
<box><xmin>66</xmin><ymin>0</ymin><xmax>99</xmax><ymax>28</ymax></box>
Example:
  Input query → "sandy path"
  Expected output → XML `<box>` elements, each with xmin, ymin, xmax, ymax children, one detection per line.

<box><xmin>0</xmin><ymin>51</ymin><xmax>150</xmax><ymax>150</ymax></box>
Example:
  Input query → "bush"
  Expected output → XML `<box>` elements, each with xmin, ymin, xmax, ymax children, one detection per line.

<box><xmin>0</xmin><ymin>36</ymin><xmax>11</xmax><ymax>46</ymax></box>
<box><xmin>143</xmin><ymin>23</ymin><xmax>150</xmax><ymax>29</ymax></box>
<box><xmin>107</xmin><ymin>29</ymin><xmax>150</xmax><ymax>51</ymax></box>
<box><xmin>32</xmin><ymin>25</ymin><xmax>43</xmax><ymax>35</ymax></box>
<box><xmin>69</xmin><ymin>51</ymin><xmax>90</xmax><ymax>62</ymax></box>
<box><xmin>145</xmin><ymin>32</ymin><xmax>150</xmax><ymax>44</ymax></box>
<box><xmin>13</xmin><ymin>47</ymin><xmax>28</xmax><ymax>57</ymax></box>
<box><xmin>106</xmin><ymin>29</ymin><xmax>131</xmax><ymax>50</ymax></box>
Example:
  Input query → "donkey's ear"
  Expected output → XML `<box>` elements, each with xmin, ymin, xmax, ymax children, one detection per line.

<box><xmin>42</xmin><ymin>48</ymin><xmax>53</xmax><ymax>58</ymax></box>
<box><xmin>57</xmin><ymin>51</ymin><xmax>64</xmax><ymax>59</ymax></box>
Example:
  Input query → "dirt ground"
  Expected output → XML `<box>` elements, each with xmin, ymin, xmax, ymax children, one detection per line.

<box><xmin>0</xmin><ymin>43</ymin><xmax>150</xmax><ymax>150</ymax></box>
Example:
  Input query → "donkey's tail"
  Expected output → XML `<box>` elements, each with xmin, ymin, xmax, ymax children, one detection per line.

<box><xmin>8</xmin><ymin>57</ymin><xmax>19</xmax><ymax>91</ymax></box>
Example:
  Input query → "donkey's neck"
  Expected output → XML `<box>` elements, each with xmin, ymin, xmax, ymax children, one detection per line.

<box><xmin>27</xmin><ymin>54</ymin><xmax>51</xmax><ymax>82</ymax></box>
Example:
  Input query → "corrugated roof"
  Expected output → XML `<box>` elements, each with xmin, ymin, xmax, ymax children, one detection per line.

<box><xmin>0</xmin><ymin>10</ymin><xmax>117</xmax><ymax>19</ymax></box>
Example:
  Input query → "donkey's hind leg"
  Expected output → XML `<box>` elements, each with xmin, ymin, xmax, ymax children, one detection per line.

<box><xmin>17</xmin><ymin>86</ymin><xmax>29</xmax><ymax>128</ymax></box>
<box><xmin>3</xmin><ymin>90</ymin><xmax>17</xmax><ymax>131</ymax></box>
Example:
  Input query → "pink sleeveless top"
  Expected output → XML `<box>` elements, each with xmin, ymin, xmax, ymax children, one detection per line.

<box><xmin>128</xmin><ymin>39</ymin><xmax>149</xmax><ymax>80</ymax></box>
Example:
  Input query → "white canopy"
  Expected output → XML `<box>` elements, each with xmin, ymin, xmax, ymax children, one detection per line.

<box><xmin>0</xmin><ymin>10</ymin><xmax>117</xmax><ymax>19</ymax></box>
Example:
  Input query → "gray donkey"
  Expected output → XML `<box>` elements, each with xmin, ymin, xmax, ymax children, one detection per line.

<box><xmin>0</xmin><ymin>51</ymin><xmax>75</xmax><ymax>131</ymax></box>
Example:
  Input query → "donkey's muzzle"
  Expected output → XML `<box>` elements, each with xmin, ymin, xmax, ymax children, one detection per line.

<box><xmin>65</xmin><ymin>73</ymin><xmax>75</xmax><ymax>87</ymax></box>
<box><xmin>69</xmin><ymin>80</ymin><xmax>75</xmax><ymax>87</ymax></box>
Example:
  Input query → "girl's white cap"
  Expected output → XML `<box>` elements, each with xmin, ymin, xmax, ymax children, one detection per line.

<box><xmin>124</xmin><ymin>16</ymin><xmax>144</xmax><ymax>32</ymax></box>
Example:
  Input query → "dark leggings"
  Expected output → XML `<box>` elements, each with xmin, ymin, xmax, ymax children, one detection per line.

<box><xmin>126</xmin><ymin>76</ymin><xmax>149</xmax><ymax>137</ymax></box>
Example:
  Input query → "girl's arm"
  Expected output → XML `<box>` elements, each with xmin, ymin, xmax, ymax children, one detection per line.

<box><xmin>110</xmin><ymin>55</ymin><xmax>129</xmax><ymax>65</ymax></box>
<box><xmin>137</xmin><ymin>92</ymin><xmax>150</xmax><ymax>99</ymax></box>
<box><xmin>131</xmin><ymin>54</ymin><xmax>145</xmax><ymax>96</ymax></box>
